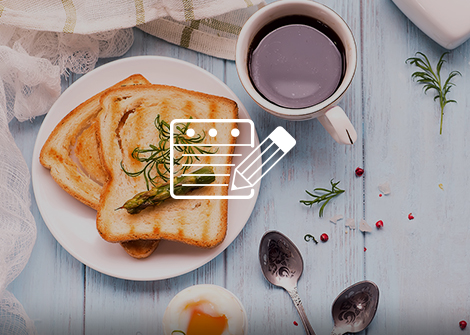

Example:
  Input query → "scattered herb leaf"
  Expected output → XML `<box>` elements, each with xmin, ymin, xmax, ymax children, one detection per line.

<box><xmin>304</xmin><ymin>234</ymin><xmax>318</xmax><ymax>244</ymax></box>
<box><xmin>121</xmin><ymin>115</ymin><xmax>216</xmax><ymax>189</ymax></box>
<box><xmin>406</xmin><ymin>51</ymin><xmax>461</xmax><ymax>134</ymax></box>
<box><xmin>300</xmin><ymin>179</ymin><xmax>345</xmax><ymax>217</ymax></box>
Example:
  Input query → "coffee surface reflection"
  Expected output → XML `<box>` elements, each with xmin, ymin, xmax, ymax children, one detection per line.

<box><xmin>248</xmin><ymin>15</ymin><xmax>345</xmax><ymax>109</ymax></box>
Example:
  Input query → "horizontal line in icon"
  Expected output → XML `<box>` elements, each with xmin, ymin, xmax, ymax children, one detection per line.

<box><xmin>182</xmin><ymin>154</ymin><xmax>242</xmax><ymax>157</ymax></box>
<box><xmin>181</xmin><ymin>184</ymin><xmax>228</xmax><ymax>187</ymax></box>
<box><xmin>182</xmin><ymin>164</ymin><xmax>235</xmax><ymax>167</ymax></box>
<box><xmin>182</xmin><ymin>174</ymin><xmax>230</xmax><ymax>177</ymax></box>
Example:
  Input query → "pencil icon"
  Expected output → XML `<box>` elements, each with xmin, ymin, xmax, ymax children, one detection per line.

<box><xmin>231</xmin><ymin>126</ymin><xmax>296</xmax><ymax>191</ymax></box>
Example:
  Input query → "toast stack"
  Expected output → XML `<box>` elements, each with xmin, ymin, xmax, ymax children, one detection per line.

<box><xmin>40</xmin><ymin>74</ymin><xmax>238</xmax><ymax>256</ymax></box>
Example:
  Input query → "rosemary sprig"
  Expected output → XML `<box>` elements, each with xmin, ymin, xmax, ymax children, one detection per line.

<box><xmin>121</xmin><ymin>115</ymin><xmax>215</xmax><ymax>189</ymax></box>
<box><xmin>406</xmin><ymin>51</ymin><xmax>461</xmax><ymax>134</ymax></box>
<box><xmin>300</xmin><ymin>179</ymin><xmax>344</xmax><ymax>217</ymax></box>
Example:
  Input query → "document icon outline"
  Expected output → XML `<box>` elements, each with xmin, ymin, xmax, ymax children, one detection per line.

<box><xmin>169</xmin><ymin>119</ymin><xmax>256</xmax><ymax>200</ymax></box>
<box><xmin>169</xmin><ymin>120</ymin><xmax>295</xmax><ymax>200</ymax></box>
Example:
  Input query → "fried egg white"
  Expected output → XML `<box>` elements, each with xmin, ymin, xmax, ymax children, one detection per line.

<box><xmin>162</xmin><ymin>285</ymin><xmax>246</xmax><ymax>335</ymax></box>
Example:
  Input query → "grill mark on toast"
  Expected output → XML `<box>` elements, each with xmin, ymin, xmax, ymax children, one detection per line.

<box><xmin>177</xmin><ymin>228</ymin><xmax>184</xmax><ymax>239</ymax></box>
<box><xmin>201</xmin><ymin>199</ymin><xmax>210</xmax><ymax>242</ymax></box>
<box><xmin>116</xmin><ymin>109</ymin><xmax>136</xmax><ymax>160</ymax></box>
<box><xmin>129</xmin><ymin>224</ymin><xmax>135</xmax><ymax>237</ymax></box>
<box><xmin>209</xmin><ymin>101</ymin><xmax>218</xmax><ymax>119</ymax></box>
<box><xmin>133</xmin><ymin>106</ymin><xmax>153</xmax><ymax>147</ymax></box>
<box><xmin>182</xmin><ymin>100</ymin><xmax>195</xmax><ymax>116</ymax></box>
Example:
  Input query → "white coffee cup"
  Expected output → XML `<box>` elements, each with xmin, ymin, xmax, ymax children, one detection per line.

<box><xmin>235</xmin><ymin>0</ymin><xmax>357</xmax><ymax>145</ymax></box>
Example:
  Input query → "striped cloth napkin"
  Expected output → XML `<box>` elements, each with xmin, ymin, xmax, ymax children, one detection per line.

<box><xmin>0</xmin><ymin>0</ymin><xmax>265</xmax><ymax>60</ymax></box>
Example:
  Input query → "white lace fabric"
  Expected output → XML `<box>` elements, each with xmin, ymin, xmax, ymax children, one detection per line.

<box><xmin>0</xmin><ymin>1</ymin><xmax>264</xmax><ymax>334</ymax></box>
<box><xmin>0</xmin><ymin>27</ymin><xmax>135</xmax><ymax>335</ymax></box>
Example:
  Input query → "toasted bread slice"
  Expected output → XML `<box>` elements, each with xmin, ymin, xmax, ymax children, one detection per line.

<box><xmin>40</xmin><ymin>74</ymin><xmax>160</xmax><ymax>258</ymax></box>
<box><xmin>40</xmin><ymin>74</ymin><xmax>149</xmax><ymax>209</ymax></box>
<box><xmin>96</xmin><ymin>84</ymin><xmax>238</xmax><ymax>247</ymax></box>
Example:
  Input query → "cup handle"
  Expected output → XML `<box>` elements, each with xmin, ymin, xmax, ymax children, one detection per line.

<box><xmin>317</xmin><ymin>106</ymin><xmax>357</xmax><ymax>145</ymax></box>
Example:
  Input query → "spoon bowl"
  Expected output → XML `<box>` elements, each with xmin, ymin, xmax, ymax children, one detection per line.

<box><xmin>259</xmin><ymin>230</ymin><xmax>316</xmax><ymax>335</ymax></box>
<box><xmin>330</xmin><ymin>280</ymin><xmax>379</xmax><ymax>335</ymax></box>
<box><xmin>259</xmin><ymin>230</ymin><xmax>304</xmax><ymax>289</ymax></box>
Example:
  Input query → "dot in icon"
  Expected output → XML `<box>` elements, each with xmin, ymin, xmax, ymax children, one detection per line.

<box><xmin>186</xmin><ymin>128</ymin><xmax>195</xmax><ymax>137</ymax></box>
<box><xmin>209</xmin><ymin>128</ymin><xmax>218</xmax><ymax>137</ymax></box>
<box><xmin>231</xmin><ymin>128</ymin><xmax>240</xmax><ymax>137</ymax></box>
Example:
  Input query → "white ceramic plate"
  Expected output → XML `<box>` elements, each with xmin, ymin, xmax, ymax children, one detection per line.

<box><xmin>32</xmin><ymin>56</ymin><xmax>260</xmax><ymax>281</ymax></box>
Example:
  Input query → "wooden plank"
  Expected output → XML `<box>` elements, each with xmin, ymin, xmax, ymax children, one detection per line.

<box><xmin>362</xmin><ymin>0</ymin><xmax>470</xmax><ymax>334</ymax></box>
<box><xmin>224</xmin><ymin>0</ymin><xmax>365</xmax><ymax>333</ymax></box>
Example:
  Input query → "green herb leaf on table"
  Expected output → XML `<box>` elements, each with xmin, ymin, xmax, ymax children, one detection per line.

<box><xmin>300</xmin><ymin>179</ymin><xmax>345</xmax><ymax>217</ymax></box>
<box><xmin>304</xmin><ymin>234</ymin><xmax>318</xmax><ymax>244</ymax></box>
<box><xmin>406</xmin><ymin>51</ymin><xmax>461</xmax><ymax>134</ymax></box>
<box><xmin>121</xmin><ymin>115</ymin><xmax>216</xmax><ymax>190</ymax></box>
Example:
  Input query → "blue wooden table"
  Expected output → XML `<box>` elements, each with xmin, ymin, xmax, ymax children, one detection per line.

<box><xmin>8</xmin><ymin>0</ymin><xmax>470</xmax><ymax>334</ymax></box>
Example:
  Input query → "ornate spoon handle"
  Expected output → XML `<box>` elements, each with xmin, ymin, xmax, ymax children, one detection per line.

<box><xmin>287</xmin><ymin>287</ymin><xmax>316</xmax><ymax>335</ymax></box>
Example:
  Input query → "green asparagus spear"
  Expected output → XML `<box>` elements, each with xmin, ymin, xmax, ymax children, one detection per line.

<box><xmin>118</xmin><ymin>166</ymin><xmax>215</xmax><ymax>214</ymax></box>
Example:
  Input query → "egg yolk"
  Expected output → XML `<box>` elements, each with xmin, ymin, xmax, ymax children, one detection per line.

<box><xmin>186</xmin><ymin>307</ymin><xmax>228</xmax><ymax>335</ymax></box>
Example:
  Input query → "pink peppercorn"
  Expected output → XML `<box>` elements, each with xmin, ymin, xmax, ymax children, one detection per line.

<box><xmin>460</xmin><ymin>320</ymin><xmax>467</xmax><ymax>330</ymax></box>
<box><xmin>355</xmin><ymin>167</ymin><xmax>364</xmax><ymax>177</ymax></box>
<box><xmin>320</xmin><ymin>233</ymin><xmax>329</xmax><ymax>242</ymax></box>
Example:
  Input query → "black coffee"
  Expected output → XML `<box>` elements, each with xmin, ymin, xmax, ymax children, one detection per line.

<box><xmin>248</xmin><ymin>15</ymin><xmax>345</xmax><ymax>109</ymax></box>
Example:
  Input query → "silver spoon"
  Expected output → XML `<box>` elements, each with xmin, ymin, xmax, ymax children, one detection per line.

<box><xmin>330</xmin><ymin>280</ymin><xmax>379</xmax><ymax>335</ymax></box>
<box><xmin>259</xmin><ymin>230</ymin><xmax>316</xmax><ymax>335</ymax></box>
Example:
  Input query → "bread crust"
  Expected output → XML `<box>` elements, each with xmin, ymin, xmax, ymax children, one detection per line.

<box><xmin>96</xmin><ymin>84</ymin><xmax>238</xmax><ymax>248</ymax></box>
